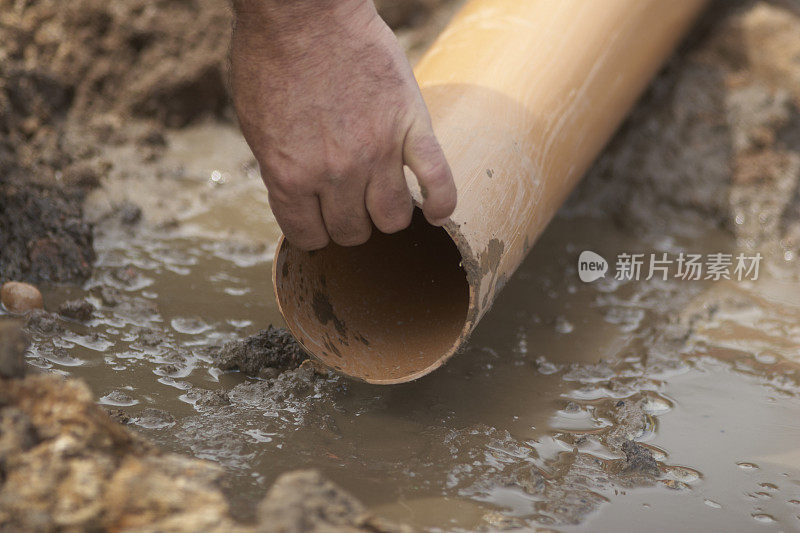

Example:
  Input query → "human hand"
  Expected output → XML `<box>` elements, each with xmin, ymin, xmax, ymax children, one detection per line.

<box><xmin>231</xmin><ymin>0</ymin><xmax>456</xmax><ymax>250</ymax></box>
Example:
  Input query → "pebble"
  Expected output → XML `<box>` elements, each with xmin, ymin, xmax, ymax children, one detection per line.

<box><xmin>1</xmin><ymin>281</ymin><xmax>44</xmax><ymax>314</ymax></box>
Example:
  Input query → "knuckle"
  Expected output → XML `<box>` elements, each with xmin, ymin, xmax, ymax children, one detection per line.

<box><xmin>277</xmin><ymin>219</ymin><xmax>328</xmax><ymax>250</ymax></box>
<box><xmin>421</xmin><ymin>157</ymin><xmax>452</xmax><ymax>187</ymax></box>
<box><xmin>329</xmin><ymin>218</ymin><xmax>372</xmax><ymax>247</ymax></box>
<box><xmin>325</xmin><ymin>155</ymin><xmax>356</xmax><ymax>183</ymax></box>
<box><xmin>377</xmin><ymin>195</ymin><xmax>412</xmax><ymax>228</ymax></box>
<box><xmin>268</xmin><ymin>172</ymin><xmax>305</xmax><ymax>199</ymax></box>
<box><xmin>376</xmin><ymin>210</ymin><xmax>412</xmax><ymax>234</ymax></box>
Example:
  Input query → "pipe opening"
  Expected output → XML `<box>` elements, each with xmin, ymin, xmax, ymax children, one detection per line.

<box><xmin>274</xmin><ymin>209</ymin><xmax>470</xmax><ymax>384</ymax></box>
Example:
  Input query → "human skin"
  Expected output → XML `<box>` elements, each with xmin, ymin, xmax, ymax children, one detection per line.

<box><xmin>230</xmin><ymin>0</ymin><xmax>457</xmax><ymax>250</ymax></box>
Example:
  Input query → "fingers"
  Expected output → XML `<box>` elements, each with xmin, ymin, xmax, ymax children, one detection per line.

<box><xmin>268</xmin><ymin>192</ymin><xmax>329</xmax><ymax>251</ymax></box>
<box><xmin>402</xmin><ymin>117</ymin><xmax>457</xmax><ymax>226</ymax></box>
<box><xmin>319</xmin><ymin>175</ymin><xmax>373</xmax><ymax>247</ymax></box>
<box><xmin>365</xmin><ymin>163</ymin><xmax>413</xmax><ymax>234</ymax></box>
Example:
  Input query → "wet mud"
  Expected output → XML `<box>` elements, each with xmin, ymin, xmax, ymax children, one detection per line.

<box><xmin>3</xmin><ymin>0</ymin><xmax>800</xmax><ymax>531</ymax></box>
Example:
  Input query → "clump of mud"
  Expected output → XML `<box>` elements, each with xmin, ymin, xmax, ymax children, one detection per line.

<box><xmin>214</xmin><ymin>325</ymin><xmax>308</xmax><ymax>375</ymax></box>
<box><xmin>619</xmin><ymin>440</ymin><xmax>661</xmax><ymax>476</ymax></box>
<box><xmin>57</xmin><ymin>298</ymin><xmax>95</xmax><ymax>322</ymax></box>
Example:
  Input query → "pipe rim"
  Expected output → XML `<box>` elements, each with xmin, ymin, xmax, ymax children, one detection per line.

<box><xmin>271</xmin><ymin>221</ymin><xmax>477</xmax><ymax>385</ymax></box>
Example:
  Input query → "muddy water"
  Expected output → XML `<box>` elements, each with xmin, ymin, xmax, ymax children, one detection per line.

<box><xmin>12</xmin><ymin>123</ymin><xmax>800</xmax><ymax>531</ymax></box>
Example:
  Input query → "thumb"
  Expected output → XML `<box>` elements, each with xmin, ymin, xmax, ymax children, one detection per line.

<box><xmin>402</xmin><ymin>117</ymin><xmax>457</xmax><ymax>226</ymax></box>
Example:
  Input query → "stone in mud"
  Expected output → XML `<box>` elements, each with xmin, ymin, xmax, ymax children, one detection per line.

<box><xmin>1</xmin><ymin>281</ymin><xmax>44</xmax><ymax>315</ymax></box>
<box><xmin>258</xmin><ymin>470</ymin><xmax>410</xmax><ymax>533</ymax></box>
<box><xmin>215</xmin><ymin>326</ymin><xmax>307</xmax><ymax>375</ymax></box>
<box><xmin>621</xmin><ymin>440</ymin><xmax>661</xmax><ymax>477</ymax></box>
<box><xmin>57</xmin><ymin>298</ymin><xmax>95</xmax><ymax>321</ymax></box>
<box><xmin>0</xmin><ymin>320</ymin><xmax>28</xmax><ymax>379</ymax></box>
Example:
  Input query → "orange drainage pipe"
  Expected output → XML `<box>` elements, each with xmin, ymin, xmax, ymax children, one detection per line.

<box><xmin>272</xmin><ymin>0</ymin><xmax>708</xmax><ymax>384</ymax></box>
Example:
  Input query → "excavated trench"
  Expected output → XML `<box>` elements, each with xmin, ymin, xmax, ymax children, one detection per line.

<box><xmin>3</xmin><ymin>0</ymin><xmax>800</xmax><ymax>531</ymax></box>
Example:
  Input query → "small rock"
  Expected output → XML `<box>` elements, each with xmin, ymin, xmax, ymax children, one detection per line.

<box><xmin>1</xmin><ymin>281</ymin><xmax>44</xmax><ymax>314</ymax></box>
<box><xmin>132</xmin><ymin>327</ymin><xmax>165</xmax><ymax>347</ymax></box>
<box><xmin>57</xmin><ymin>298</ymin><xmax>94</xmax><ymax>321</ymax></box>
<box><xmin>156</xmin><ymin>363</ymin><xmax>180</xmax><ymax>376</ymax></box>
<box><xmin>112</xmin><ymin>265</ymin><xmax>141</xmax><ymax>286</ymax></box>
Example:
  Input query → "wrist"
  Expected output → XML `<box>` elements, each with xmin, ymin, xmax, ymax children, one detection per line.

<box><xmin>232</xmin><ymin>0</ymin><xmax>377</xmax><ymax>35</ymax></box>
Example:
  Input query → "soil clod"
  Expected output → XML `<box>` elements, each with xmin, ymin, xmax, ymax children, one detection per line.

<box><xmin>621</xmin><ymin>440</ymin><xmax>661</xmax><ymax>477</ymax></box>
<box><xmin>57</xmin><ymin>299</ymin><xmax>95</xmax><ymax>322</ymax></box>
<box><xmin>214</xmin><ymin>326</ymin><xmax>308</xmax><ymax>375</ymax></box>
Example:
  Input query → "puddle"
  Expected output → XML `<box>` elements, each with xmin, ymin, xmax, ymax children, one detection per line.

<box><xmin>10</xmin><ymin>122</ymin><xmax>800</xmax><ymax>531</ymax></box>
